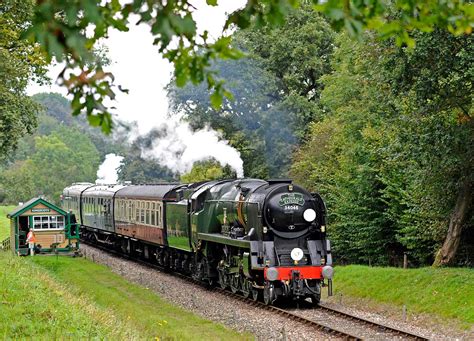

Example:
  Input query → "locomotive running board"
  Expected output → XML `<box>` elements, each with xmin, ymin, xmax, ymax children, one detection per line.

<box><xmin>197</xmin><ymin>233</ymin><xmax>250</xmax><ymax>249</ymax></box>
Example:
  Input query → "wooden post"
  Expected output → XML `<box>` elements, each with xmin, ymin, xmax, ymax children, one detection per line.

<box><xmin>403</xmin><ymin>252</ymin><xmax>408</xmax><ymax>269</ymax></box>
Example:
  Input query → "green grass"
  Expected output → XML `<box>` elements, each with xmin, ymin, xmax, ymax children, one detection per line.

<box><xmin>0</xmin><ymin>253</ymin><xmax>251</xmax><ymax>339</ymax></box>
<box><xmin>0</xmin><ymin>205</ymin><xmax>15</xmax><ymax>240</ymax></box>
<box><xmin>0</xmin><ymin>252</ymin><xmax>135</xmax><ymax>338</ymax></box>
<box><xmin>32</xmin><ymin>256</ymin><xmax>252</xmax><ymax>339</ymax></box>
<box><xmin>333</xmin><ymin>265</ymin><xmax>474</xmax><ymax>328</ymax></box>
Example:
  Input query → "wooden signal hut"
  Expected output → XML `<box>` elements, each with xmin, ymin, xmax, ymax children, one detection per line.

<box><xmin>7</xmin><ymin>197</ymin><xmax>80</xmax><ymax>256</ymax></box>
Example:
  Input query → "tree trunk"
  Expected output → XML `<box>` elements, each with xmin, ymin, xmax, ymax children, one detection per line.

<box><xmin>433</xmin><ymin>177</ymin><xmax>472</xmax><ymax>267</ymax></box>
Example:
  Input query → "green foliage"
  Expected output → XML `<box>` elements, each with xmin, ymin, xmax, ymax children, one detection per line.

<box><xmin>0</xmin><ymin>93</ymin><xmax>109</xmax><ymax>204</ymax></box>
<box><xmin>32</xmin><ymin>93</ymin><xmax>73</xmax><ymax>125</ymax></box>
<box><xmin>291</xmin><ymin>31</ymin><xmax>473</xmax><ymax>266</ymax></box>
<box><xmin>0</xmin><ymin>0</ymin><xmax>48</xmax><ymax>159</ymax></box>
<box><xmin>12</xmin><ymin>0</ymin><xmax>471</xmax><ymax>133</ymax></box>
<box><xmin>117</xmin><ymin>132</ymin><xmax>177</xmax><ymax>184</ymax></box>
<box><xmin>316</xmin><ymin>0</ymin><xmax>473</xmax><ymax>45</ymax></box>
<box><xmin>333</xmin><ymin>265</ymin><xmax>474</xmax><ymax>328</ymax></box>
<box><xmin>180</xmin><ymin>159</ymin><xmax>234</xmax><ymax>183</ymax></box>
<box><xmin>32</xmin><ymin>92</ymin><xmax>127</xmax><ymax>158</ymax></box>
<box><xmin>32</xmin><ymin>128</ymin><xmax>101</xmax><ymax>201</ymax></box>
<box><xmin>118</xmin><ymin>156</ymin><xmax>177</xmax><ymax>184</ymax></box>
<box><xmin>0</xmin><ymin>127</ymin><xmax>100</xmax><ymax>204</ymax></box>
<box><xmin>168</xmin><ymin>6</ymin><xmax>336</xmax><ymax>177</ymax></box>
<box><xmin>237</xmin><ymin>6</ymin><xmax>336</xmax><ymax>138</ymax></box>
<box><xmin>0</xmin><ymin>161</ymin><xmax>37</xmax><ymax>205</ymax></box>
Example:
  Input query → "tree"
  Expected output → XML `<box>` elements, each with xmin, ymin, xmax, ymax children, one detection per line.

<box><xmin>117</xmin><ymin>156</ymin><xmax>177</xmax><ymax>184</ymax></box>
<box><xmin>180</xmin><ymin>159</ymin><xmax>234</xmax><ymax>183</ymax></box>
<box><xmin>0</xmin><ymin>0</ymin><xmax>48</xmax><ymax>160</ymax></box>
<box><xmin>18</xmin><ymin>0</ymin><xmax>473</xmax><ymax>133</ymax></box>
<box><xmin>168</xmin><ymin>6</ymin><xmax>336</xmax><ymax>177</ymax></box>
<box><xmin>381</xmin><ymin>30</ymin><xmax>473</xmax><ymax>266</ymax></box>
<box><xmin>291</xmin><ymin>30</ymin><xmax>473</xmax><ymax>266</ymax></box>
<box><xmin>32</xmin><ymin>93</ymin><xmax>72</xmax><ymax>124</ymax></box>
<box><xmin>0</xmin><ymin>125</ymin><xmax>101</xmax><ymax>204</ymax></box>
<box><xmin>117</xmin><ymin>136</ymin><xmax>177</xmax><ymax>184</ymax></box>
<box><xmin>30</xmin><ymin>128</ymin><xmax>100</xmax><ymax>202</ymax></box>
<box><xmin>32</xmin><ymin>92</ymin><xmax>128</xmax><ymax>158</ymax></box>
<box><xmin>0</xmin><ymin>161</ymin><xmax>37</xmax><ymax>204</ymax></box>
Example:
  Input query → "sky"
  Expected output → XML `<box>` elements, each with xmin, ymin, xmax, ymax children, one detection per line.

<box><xmin>27</xmin><ymin>0</ymin><xmax>246</xmax><ymax>134</ymax></box>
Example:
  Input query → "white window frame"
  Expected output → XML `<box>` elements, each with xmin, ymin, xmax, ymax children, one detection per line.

<box><xmin>32</xmin><ymin>215</ymin><xmax>65</xmax><ymax>231</ymax></box>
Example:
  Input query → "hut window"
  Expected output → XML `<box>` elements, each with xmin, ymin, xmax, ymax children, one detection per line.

<box><xmin>50</xmin><ymin>216</ymin><xmax>65</xmax><ymax>229</ymax></box>
<box><xmin>33</xmin><ymin>216</ymin><xmax>65</xmax><ymax>229</ymax></box>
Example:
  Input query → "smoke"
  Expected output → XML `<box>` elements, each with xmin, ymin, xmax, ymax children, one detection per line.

<box><xmin>139</xmin><ymin>116</ymin><xmax>244</xmax><ymax>178</ymax></box>
<box><xmin>96</xmin><ymin>153</ymin><xmax>124</xmax><ymax>184</ymax></box>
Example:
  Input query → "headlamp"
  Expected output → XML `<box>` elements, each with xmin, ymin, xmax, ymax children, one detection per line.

<box><xmin>290</xmin><ymin>247</ymin><xmax>304</xmax><ymax>261</ymax></box>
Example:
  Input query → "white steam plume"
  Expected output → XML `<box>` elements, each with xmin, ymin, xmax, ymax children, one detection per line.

<box><xmin>141</xmin><ymin>117</ymin><xmax>244</xmax><ymax>178</ymax></box>
<box><xmin>96</xmin><ymin>153</ymin><xmax>124</xmax><ymax>184</ymax></box>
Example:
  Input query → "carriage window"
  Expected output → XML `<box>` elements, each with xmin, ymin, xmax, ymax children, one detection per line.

<box><xmin>146</xmin><ymin>209</ymin><xmax>150</xmax><ymax>225</ymax></box>
<box><xmin>156</xmin><ymin>203</ymin><xmax>161</xmax><ymax>227</ymax></box>
<box><xmin>115</xmin><ymin>200</ymin><xmax>120</xmax><ymax>219</ymax></box>
<box><xmin>135</xmin><ymin>201</ymin><xmax>140</xmax><ymax>222</ymax></box>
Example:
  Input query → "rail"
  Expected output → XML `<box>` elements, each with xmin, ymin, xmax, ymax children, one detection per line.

<box><xmin>316</xmin><ymin>303</ymin><xmax>428</xmax><ymax>340</ymax></box>
<box><xmin>0</xmin><ymin>237</ymin><xmax>10</xmax><ymax>251</ymax></box>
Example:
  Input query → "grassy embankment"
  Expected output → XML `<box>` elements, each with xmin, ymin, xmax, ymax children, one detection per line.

<box><xmin>332</xmin><ymin>265</ymin><xmax>474</xmax><ymax>329</ymax></box>
<box><xmin>0</xmin><ymin>252</ymin><xmax>252</xmax><ymax>339</ymax></box>
<box><xmin>0</xmin><ymin>205</ymin><xmax>15</xmax><ymax>240</ymax></box>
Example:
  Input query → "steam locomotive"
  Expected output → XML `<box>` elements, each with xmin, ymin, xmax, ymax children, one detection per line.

<box><xmin>62</xmin><ymin>179</ymin><xmax>333</xmax><ymax>305</ymax></box>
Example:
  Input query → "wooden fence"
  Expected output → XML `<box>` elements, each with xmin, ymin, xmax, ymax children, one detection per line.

<box><xmin>0</xmin><ymin>237</ymin><xmax>10</xmax><ymax>251</ymax></box>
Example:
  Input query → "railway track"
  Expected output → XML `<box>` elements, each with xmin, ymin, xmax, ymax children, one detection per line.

<box><xmin>315</xmin><ymin>304</ymin><xmax>428</xmax><ymax>340</ymax></box>
<box><xmin>215</xmin><ymin>288</ymin><xmax>361</xmax><ymax>340</ymax></box>
<box><xmin>216</xmin><ymin>288</ymin><xmax>428</xmax><ymax>340</ymax></box>
<box><xmin>81</xmin><ymin>242</ymin><xmax>428</xmax><ymax>340</ymax></box>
